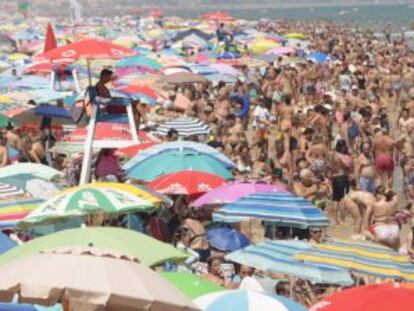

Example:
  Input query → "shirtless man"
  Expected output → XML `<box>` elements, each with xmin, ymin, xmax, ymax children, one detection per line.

<box><xmin>356</xmin><ymin>142</ymin><xmax>376</xmax><ymax>193</ymax></box>
<box><xmin>365</xmin><ymin>189</ymin><xmax>400</xmax><ymax>250</ymax></box>
<box><xmin>306</xmin><ymin>134</ymin><xmax>328</xmax><ymax>178</ymax></box>
<box><xmin>342</xmin><ymin>184</ymin><xmax>376</xmax><ymax>234</ymax></box>
<box><xmin>373</xmin><ymin>128</ymin><xmax>396</xmax><ymax>188</ymax></box>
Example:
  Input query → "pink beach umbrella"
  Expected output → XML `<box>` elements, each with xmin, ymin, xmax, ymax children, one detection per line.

<box><xmin>265</xmin><ymin>46</ymin><xmax>296</xmax><ymax>56</ymax></box>
<box><xmin>191</xmin><ymin>180</ymin><xmax>288</xmax><ymax>208</ymax></box>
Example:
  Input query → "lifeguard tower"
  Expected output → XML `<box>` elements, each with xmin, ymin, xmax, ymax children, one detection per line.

<box><xmin>79</xmin><ymin>88</ymin><xmax>139</xmax><ymax>184</ymax></box>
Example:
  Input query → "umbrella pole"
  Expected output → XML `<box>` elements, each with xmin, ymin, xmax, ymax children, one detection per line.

<box><xmin>72</xmin><ymin>68</ymin><xmax>81</xmax><ymax>93</ymax></box>
<box><xmin>126</xmin><ymin>100</ymin><xmax>139</xmax><ymax>143</ymax></box>
<box><xmin>79</xmin><ymin>103</ymin><xmax>98</xmax><ymax>185</ymax></box>
<box><xmin>87</xmin><ymin>59</ymin><xmax>92</xmax><ymax>86</ymax></box>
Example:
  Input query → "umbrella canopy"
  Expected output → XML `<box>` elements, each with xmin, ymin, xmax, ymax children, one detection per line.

<box><xmin>153</xmin><ymin>117</ymin><xmax>211</xmax><ymax>137</ymax></box>
<box><xmin>115</xmin><ymin>55</ymin><xmax>162</xmax><ymax>70</ymax></box>
<box><xmin>208</xmin><ymin>63</ymin><xmax>241</xmax><ymax>77</ymax></box>
<box><xmin>265</xmin><ymin>46</ymin><xmax>296</xmax><ymax>56</ymax></box>
<box><xmin>213</xmin><ymin>192</ymin><xmax>329</xmax><ymax>228</ymax></box>
<box><xmin>160</xmin><ymin>272</ymin><xmax>224</xmax><ymax>299</ymax></box>
<box><xmin>148</xmin><ymin>171</ymin><xmax>226</xmax><ymax>196</ymax></box>
<box><xmin>295</xmin><ymin>239</ymin><xmax>414</xmax><ymax>282</ymax></box>
<box><xmin>309</xmin><ymin>283</ymin><xmax>414</xmax><ymax>311</ymax></box>
<box><xmin>0</xmin><ymin>113</ymin><xmax>13</xmax><ymax>128</ymax></box>
<box><xmin>0</xmin><ymin>232</ymin><xmax>16</xmax><ymax>255</ymax></box>
<box><xmin>285</xmin><ymin>33</ymin><xmax>306</xmax><ymax>40</ymax></box>
<box><xmin>0</xmin><ymin>246</ymin><xmax>198</xmax><ymax>311</ymax></box>
<box><xmin>0</xmin><ymin>227</ymin><xmax>188</xmax><ymax>267</ymax></box>
<box><xmin>192</xmin><ymin>181</ymin><xmax>288</xmax><ymax>208</ymax></box>
<box><xmin>123</xmin><ymin>141</ymin><xmax>235</xmax><ymax>171</ymax></box>
<box><xmin>0</xmin><ymin>164</ymin><xmax>63</xmax><ymax>181</ymax></box>
<box><xmin>226</xmin><ymin>240</ymin><xmax>353</xmax><ymax>286</ymax></box>
<box><xmin>43</xmin><ymin>23</ymin><xmax>57</xmax><ymax>53</ymax></box>
<box><xmin>38</xmin><ymin>38</ymin><xmax>136</xmax><ymax>62</ymax></box>
<box><xmin>117</xmin><ymin>142</ymin><xmax>157</xmax><ymax>157</ymax></box>
<box><xmin>20</xmin><ymin>183</ymin><xmax>166</xmax><ymax>226</ymax></box>
<box><xmin>0</xmin><ymin>174</ymin><xmax>60</xmax><ymax>201</ymax></box>
<box><xmin>307</xmin><ymin>52</ymin><xmax>329</xmax><ymax>64</ymax></box>
<box><xmin>124</xmin><ymin>150</ymin><xmax>233</xmax><ymax>182</ymax></box>
<box><xmin>13</xmin><ymin>104</ymin><xmax>73</xmax><ymax>125</ymax></box>
<box><xmin>159</xmin><ymin>72</ymin><xmax>208</xmax><ymax>84</ymax></box>
<box><xmin>202</xmin><ymin>12</ymin><xmax>235</xmax><ymax>22</ymax></box>
<box><xmin>207</xmin><ymin>227</ymin><xmax>250</xmax><ymax>252</ymax></box>
<box><xmin>195</xmin><ymin>290</ymin><xmax>307</xmax><ymax>311</ymax></box>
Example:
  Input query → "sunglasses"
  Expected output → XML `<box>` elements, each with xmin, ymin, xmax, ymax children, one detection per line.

<box><xmin>311</xmin><ymin>230</ymin><xmax>322</xmax><ymax>234</ymax></box>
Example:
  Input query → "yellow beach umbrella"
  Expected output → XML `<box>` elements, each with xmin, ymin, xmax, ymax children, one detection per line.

<box><xmin>250</xmin><ymin>39</ymin><xmax>280</xmax><ymax>54</ymax></box>
<box><xmin>285</xmin><ymin>33</ymin><xmax>307</xmax><ymax>40</ymax></box>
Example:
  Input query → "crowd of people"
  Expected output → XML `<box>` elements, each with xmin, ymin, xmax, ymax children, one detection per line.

<box><xmin>2</xmin><ymin>17</ymin><xmax>414</xmax><ymax>307</ymax></box>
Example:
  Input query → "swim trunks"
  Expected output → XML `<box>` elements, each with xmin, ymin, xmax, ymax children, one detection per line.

<box><xmin>359</xmin><ymin>177</ymin><xmax>376</xmax><ymax>193</ymax></box>
<box><xmin>332</xmin><ymin>175</ymin><xmax>350</xmax><ymax>202</ymax></box>
<box><xmin>375</xmin><ymin>154</ymin><xmax>394</xmax><ymax>174</ymax></box>
<box><xmin>369</xmin><ymin>224</ymin><xmax>400</xmax><ymax>243</ymax></box>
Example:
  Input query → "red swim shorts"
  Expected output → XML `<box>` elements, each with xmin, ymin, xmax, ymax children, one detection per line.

<box><xmin>375</xmin><ymin>154</ymin><xmax>394</xmax><ymax>174</ymax></box>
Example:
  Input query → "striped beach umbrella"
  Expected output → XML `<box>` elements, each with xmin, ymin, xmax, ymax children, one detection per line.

<box><xmin>152</xmin><ymin>117</ymin><xmax>210</xmax><ymax>137</ymax></box>
<box><xmin>226</xmin><ymin>240</ymin><xmax>353</xmax><ymax>286</ymax></box>
<box><xmin>0</xmin><ymin>197</ymin><xmax>44</xmax><ymax>229</ymax></box>
<box><xmin>195</xmin><ymin>290</ymin><xmax>308</xmax><ymax>311</ymax></box>
<box><xmin>213</xmin><ymin>192</ymin><xmax>329</xmax><ymax>229</ymax></box>
<box><xmin>20</xmin><ymin>183</ymin><xmax>167</xmax><ymax>226</ymax></box>
<box><xmin>295</xmin><ymin>239</ymin><xmax>414</xmax><ymax>282</ymax></box>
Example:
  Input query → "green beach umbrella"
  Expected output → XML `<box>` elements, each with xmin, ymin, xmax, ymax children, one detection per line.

<box><xmin>0</xmin><ymin>113</ymin><xmax>13</xmax><ymax>128</ymax></box>
<box><xmin>0</xmin><ymin>227</ymin><xmax>188</xmax><ymax>267</ymax></box>
<box><xmin>115</xmin><ymin>55</ymin><xmax>162</xmax><ymax>70</ymax></box>
<box><xmin>0</xmin><ymin>163</ymin><xmax>63</xmax><ymax>181</ymax></box>
<box><xmin>160</xmin><ymin>272</ymin><xmax>225</xmax><ymax>299</ymax></box>
<box><xmin>125</xmin><ymin>150</ymin><xmax>233</xmax><ymax>181</ymax></box>
<box><xmin>20</xmin><ymin>182</ymin><xmax>164</xmax><ymax>226</ymax></box>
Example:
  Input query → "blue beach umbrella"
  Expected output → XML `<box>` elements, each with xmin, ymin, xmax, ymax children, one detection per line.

<box><xmin>0</xmin><ymin>232</ymin><xmax>17</xmax><ymax>255</ymax></box>
<box><xmin>115</xmin><ymin>55</ymin><xmax>162</xmax><ymax>70</ymax></box>
<box><xmin>207</xmin><ymin>227</ymin><xmax>250</xmax><ymax>252</ymax></box>
<box><xmin>213</xmin><ymin>192</ymin><xmax>330</xmax><ymax>228</ymax></box>
<box><xmin>195</xmin><ymin>290</ymin><xmax>308</xmax><ymax>311</ymax></box>
<box><xmin>307</xmin><ymin>52</ymin><xmax>329</xmax><ymax>64</ymax></box>
<box><xmin>225</xmin><ymin>240</ymin><xmax>353</xmax><ymax>285</ymax></box>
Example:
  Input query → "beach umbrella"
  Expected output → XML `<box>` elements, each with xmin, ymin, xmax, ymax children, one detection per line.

<box><xmin>307</xmin><ymin>52</ymin><xmax>329</xmax><ymax>64</ymax></box>
<box><xmin>0</xmin><ymin>227</ymin><xmax>188</xmax><ymax>267</ymax></box>
<box><xmin>250</xmin><ymin>39</ymin><xmax>280</xmax><ymax>54</ymax></box>
<box><xmin>159</xmin><ymin>72</ymin><xmax>208</xmax><ymax>84</ymax></box>
<box><xmin>0</xmin><ymin>197</ymin><xmax>44</xmax><ymax>229</ymax></box>
<box><xmin>0</xmin><ymin>174</ymin><xmax>61</xmax><ymax>201</ymax></box>
<box><xmin>192</xmin><ymin>181</ymin><xmax>287</xmax><ymax>208</ymax></box>
<box><xmin>38</xmin><ymin>38</ymin><xmax>136</xmax><ymax>62</ymax></box>
<box><xmin>117</xmin><ymin>142</ymin><xmax>157</xmax><ymax>157</ymax></box>
<box><xmin>202</xmin><ymin>12</ymin><xmax>235</xmax><ymax>22</ymax></box>
<box><xmin>195</xmin><ymin>290</ymin><xmax>307</xmax><ymax>311</ymax></box>
<box><xmin>213</xmin><ymin>192</ymin><xmax>329</xmax><ymax>228</ymax></box>
<box><xmin>0</xmin><ymin>33</ymin><xmax>17</xmax><ymax>53</ymax></box>
<box><xmin>115</xmin><ymin>55</ymin><xmax>162</xmax><ymax>70</ymax></box>
<box><xmin>216</xmin><ymin>51</ymin><xmax>241</xmax><ymax>60</ymax></box>
<box><xmin>226</xmin><ymin>240</ymin><xmax>353</xmax><ymax>286</ymax></box>
<box><xmin>153</xmin><ymin>117</ymin><xmax>211</xmax><ymax>137</ymax></box>
<box><xmin>63</xmin><ymin>122</ymin><xmax>156</xmax><ymax>147</ymax></box>
<box><xmin>124</xmin><ymin>150</ymin><xmax>233</xmax><ymax>181</ymax></box>
<box><xmin>0</xmin><ymin>232</ymin><xmax>16</xmax><ymax>255</ymax></box>
<box><xmin>0</xmin><ymin>303</ymin><xmax>60</xmax><ymax>310</ymax></box>
<box><xmin>295</xmin><ymin>239</ymin><xmax>414</xmax><ymax>282</ymax></box>
<box><xmin>265</xmin><ymin>46</ymin><xmax>296</xmax><ymax>56</ymax></box>
<box><xmin>0</xmin><ymin>163</ymin><xmax>63</xmax><ymax>181</ymax></box>
<box><xmin>20</xmin><ymin>182</ymin><xmax>166</xmax><ymax>226</ymax></box>
<box><xmin>207</xmin><ymin>227</ymin><xmax>250</xmax><ymax>252</ymax></box>
<box><xmin>160</xmin><ymin>272</ymin><xmax>224</xmax><ymax>299</ymax></box>
<box><xmin>208</xmin><ymin>63</ymin><xmax>241</xmax><ymax>77</ymax></box>
<box><xmin>115</xmin><ymin>84</ymin><xmax>160</xmax><ymax>100</ymax></box>
<box><xmin>0</xmin><ymin>246</ymin><xmax>198</xmax><ymax>311</ymax></box>
<box><xmin>309</xmin><ymin>283</ymin><xmax>414</xmax><ymax>311</ymax></box>
<box><xmin>13</xmin><ymin>104</ymin><xmax>74</xmax><ymax>126</ymax></box>
<box><xmin>285</xmin><ymin>33</ymin><xmax>306</xmax><ymax>40</ymax></box>
<box><xmin>0</xmin><ymin>113</ymin><xmax>13</xmax><ymax>128</ymax></box>
<box><xmin>148</xmin><ymin>171</ymin><xmax>226</xmax><ymax>196</ymax></box>
<box><xmin>123</xmin><ymin>141</ymin><xmax>235</xmax><ymax>171</ymax></box>
<box><xmin>43</xmin><ymin>23</ymin><xmax>57</xmax><ymax>53</ymax></box>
